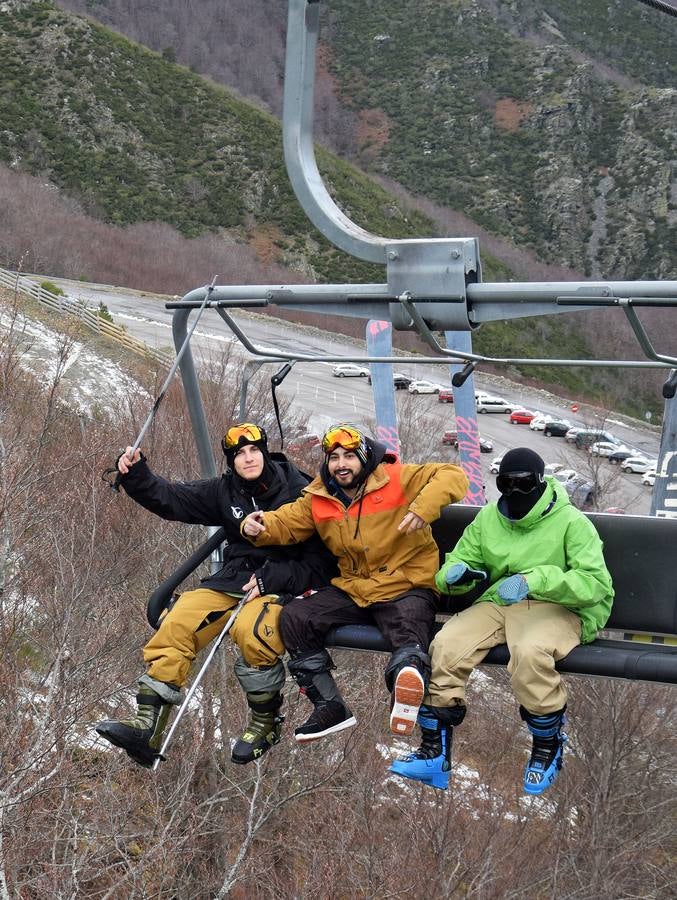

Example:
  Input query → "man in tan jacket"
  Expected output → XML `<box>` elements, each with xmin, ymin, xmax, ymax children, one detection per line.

<box><xmin>241</xmin><ymin>423</ymin><xmax>469</xmax><ymax>743</ymax></box>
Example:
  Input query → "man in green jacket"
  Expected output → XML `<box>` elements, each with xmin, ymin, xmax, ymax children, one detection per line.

<box><xmin>390</xmin><ymin>447</ymin><xmax>614</xmax><ymax>794</ymax></box>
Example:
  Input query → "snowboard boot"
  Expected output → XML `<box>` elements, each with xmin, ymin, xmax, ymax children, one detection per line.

<box><xmin>389</xmin><ymin>703</ymin><xmax>466</xmax><ymax>790</ymax></box>
<box><xmin>96</xmin><ymin>675</ymin><xmax>181</xmax><ymax>768</ymax></box>
<box><xmin>390</xmin><ymin>666</ymin><xmax>425</xmax><ymax>736</ymax></box>
<box><xmin>288</xmin><ymin>651</ymin><xmax>356</xmax><ymax>743</ymax></box>
<box><xmin>231</xmin><ymin>691</ymin><xmax>284</xmax><ymax>764</ymax></box>
<box><xmin>231</xmin><ymin>656</ymin><xmax>287</xmax><ymax>764</ymax></box>
<box><xmin>521</xmin><ymin>706</ymin><xmax>567</xmax><ymax>795</ymax></box>
<box><xmin>384</xmin><ymin>645</ymin><xmax>431</xmax><ymax>736</ymax></box>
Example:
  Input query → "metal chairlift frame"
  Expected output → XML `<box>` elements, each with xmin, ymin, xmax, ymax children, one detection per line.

<box><xmin>143</xmin><ymin>0</ymin><xmax>677</xmax><ymax>683</ymax></box>
<box><xmin>167</xmin><ymin>0</ymin><xmax>677</xmax><ymax>481</ymax></box>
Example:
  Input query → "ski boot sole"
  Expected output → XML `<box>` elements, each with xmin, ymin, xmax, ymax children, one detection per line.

<box><xmin>390</xmin><ymin>667</ymin><xmax>425</xmax><ymax>736</ymax></box>
<box><xmin>389</xmin><ymin>760</ymin><xmax>449</xmax><ymax>790</ymax></box>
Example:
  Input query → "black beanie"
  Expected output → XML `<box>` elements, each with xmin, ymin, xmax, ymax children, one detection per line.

<box><xmin>222</xmin><ymin>425</ymin><xmax>270</xmax><ymax>470</ymax></box>
<box><xmin>498</xmin><ymin>447</ymin><xmax>545</xmax><ymax>478</ymax></box>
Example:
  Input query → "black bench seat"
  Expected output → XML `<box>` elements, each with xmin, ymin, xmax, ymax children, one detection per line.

<box><xmin>148</xmin><ymin>506</ymin><xmax>677</xmax><ymax>685</ymax></box>
<box><xmin>326</xmin><ymin>506</ymin><xmax>677</xmax><ymax>686</ymax></box>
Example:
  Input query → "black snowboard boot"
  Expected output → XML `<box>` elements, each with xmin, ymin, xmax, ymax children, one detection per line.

<box><xmin>288</xmin><ymin>652</ymin><xmax>356</xmax><ymax>743</ymax></box>
<box><xmin>96</xmin><ymin>678</ymin><xmax>181</xmax><ymax>768</ymax></box>
<box><xmin>231</xmin><ymin>691</ymin><xmax>284</xmax><ymax>764</ymax></box>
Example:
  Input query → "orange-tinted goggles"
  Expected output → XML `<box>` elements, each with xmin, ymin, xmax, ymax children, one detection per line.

<box><xmin>322</xmin><ymin>425</ymin><xmax>363</xmax><ymax>454</ymax></box>
<box><xmin>223</xmin><ymin>423</ymin><xmax>264</xmax><ymax>450</ymax></box>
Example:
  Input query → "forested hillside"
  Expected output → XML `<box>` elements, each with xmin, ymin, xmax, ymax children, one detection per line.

<box><xmin>57</xmin><ymin>0</ymin><xmax>677</xmax><ymax>281</ymax></box>
<box><xmin>1</xmin><ymin>0</ymin><xmax>675</xmax><ymax>416</ymax></box>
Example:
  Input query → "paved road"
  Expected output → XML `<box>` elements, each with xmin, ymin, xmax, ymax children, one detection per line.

<box><xmin>52</xmin><ymin>277</ymin><xmax>660</xmax><ymax>514</ymax></box>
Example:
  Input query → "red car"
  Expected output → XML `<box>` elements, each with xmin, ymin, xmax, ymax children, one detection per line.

<box><xmin>438</xmin><ymin>389</ymin><xmax>454</xmax><ymax>403</ymax></box>
<box><xmin>509</xmin><ymin>409</ymin><xmax>535</xmax><ymax>425</ymax></box>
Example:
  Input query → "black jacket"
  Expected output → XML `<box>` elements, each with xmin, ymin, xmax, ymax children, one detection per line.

<box><xmin>119</xmin><ymin>453</ymin><xmax>337</xmax><ymax>598</ymax></box>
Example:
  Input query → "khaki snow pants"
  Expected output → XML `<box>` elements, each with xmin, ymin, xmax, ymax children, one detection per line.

<box><xmin>427</xmin><ymin>600</ymin><xmax>582</xmax><ymax>715</ymax></box>
<box><xmin>143</xmin><ymin>588</ymin><xmax>284</xmax><ymax>687</ymax></box>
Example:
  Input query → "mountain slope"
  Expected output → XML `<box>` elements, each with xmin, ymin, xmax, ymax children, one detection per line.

<box><xmin>0</xmin><ymin>0</ymin><xmax>438</xmax><ymax>285</ymax></box>
<box><xmin>56</xmin><ymin>0</ymin><xmax>677</xmax><ymax>280</ymax></box>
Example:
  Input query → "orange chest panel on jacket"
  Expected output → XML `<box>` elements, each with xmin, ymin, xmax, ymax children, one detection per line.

<box><xmin>311</xmin><ymin>465</ymin><xmax>408</xmax><ymax>522</ymax></box>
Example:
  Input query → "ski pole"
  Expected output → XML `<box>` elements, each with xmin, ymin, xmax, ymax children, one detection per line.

<box><xmin>129</xmin><ymin>276</ymin><xmax>218</xmax><ymax>459</ymax></box>
<box><xmin>152</xmin><ymin>588</ymin><xmax>252</xmax><ymax>770</ymax></box>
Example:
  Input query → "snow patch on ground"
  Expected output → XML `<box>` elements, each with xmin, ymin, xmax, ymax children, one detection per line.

<box><xmin>0</xmin><ymin>309</ymin><xmax>150</xmax><ymax>418</ymax></box>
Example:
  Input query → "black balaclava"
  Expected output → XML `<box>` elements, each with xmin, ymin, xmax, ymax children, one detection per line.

<box><xmin>497</xmin><ymin>447</ymin><xmax>547</xmax><ymax>519</ymax></box>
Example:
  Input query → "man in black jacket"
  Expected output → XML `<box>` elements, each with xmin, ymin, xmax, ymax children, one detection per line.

<box><xmin>96</xmin><ymin>423</ymin><xmax>336</xmax><ymax>768</ymax></box>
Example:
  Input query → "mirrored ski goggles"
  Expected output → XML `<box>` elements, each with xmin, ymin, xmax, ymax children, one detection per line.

<box><xmin>223</xmin><ymin>423</ymin><xmax>265</xmax><ymax>450</ymax></box>
<box><xmin>496</xmin><ymin>471</ymin><xmax>542</xmax><ymax>495</ymax></box>
<box><xmin>322</xmin><ymin>424</ymin><xmax>364</xmax><ymax>454</ymax></box>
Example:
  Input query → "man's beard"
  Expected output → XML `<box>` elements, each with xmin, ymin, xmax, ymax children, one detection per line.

<box><xmin>334</xmin><ymin>470</ymin><xmax>360</xmax><ymax>490</ymax></box>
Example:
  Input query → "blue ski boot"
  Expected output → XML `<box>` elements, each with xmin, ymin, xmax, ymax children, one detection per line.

<box><xmin>389</xmin><ymin>704</ymin><xmax>465</xmax><ymax>791</ymax></box>
<box><xmin>521</xmin><ymin>706</ymin><xmax>567</xmax><ymax>795</ymax></box>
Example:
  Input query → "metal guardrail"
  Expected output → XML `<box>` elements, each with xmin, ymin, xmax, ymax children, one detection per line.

<box><xmin>0</xmin><ymin>268</ymin><xmax>173</xmax><ymax>367</ymax></box>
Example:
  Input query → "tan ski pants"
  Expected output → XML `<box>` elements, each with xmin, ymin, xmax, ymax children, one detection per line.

<box><xmin>427</xmin><ymin>600</ymin><xmax>582</xmax><ymax>715</ymax></box>
<box><xmin>143</xmin><ymin>588</ymin><xmax>284</xmax><ymax>687</ymax></box>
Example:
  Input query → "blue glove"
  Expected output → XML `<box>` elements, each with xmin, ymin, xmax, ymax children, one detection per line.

<box><xmin>498</xmin><ymin>574</ymin><xmax>529</xmax><ymax>604</ymax></box>
<box><xmin>445</xmin><ymin>563</ymin><xmax>487</xmax><ymax>586</ymax></box>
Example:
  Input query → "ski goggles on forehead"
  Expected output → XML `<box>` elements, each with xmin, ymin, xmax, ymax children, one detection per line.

<box><xmin>223</xmin><ymin>423</ymin><xmax>264</xmax><ymax>450</ymax></box>
<box><xmin>322</xmin><ymin>425</ymin><xmax>364</xmax><ymax>454</ymax></box>
<box><xmin>496</xmin><ymin>471</ymin><xmax>542</xmax><ymax>495</ymax></box>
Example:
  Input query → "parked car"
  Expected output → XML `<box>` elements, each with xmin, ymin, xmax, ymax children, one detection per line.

<box><xmin>607</xmin><ymin>448</ymin><xmax>636</xmax><ymax>465</ymax></box>
<box><xmin>287</xmin><ymin>432</ymin><xmax>321</xmax><ymax>452</ymax></box>
<box><xmin>621</xmin><ymin>456</ymin><xmax>656</xmax><ymax>474</ymax></box>
<box><xmin>476</xmin><ymin>395</ymin><xmax>512</xmax><ymax>414</ymax></box>
<box><xmin>553</xmin><ymin>468</ymin><xmax>579</xmax><ymax>484</ymax></box>
<box><xmin>589</xmin><ymin>441</ymin><xmax>625</xmax><ymax>458</ymax></box>
<box><xmin>408</xmin><ymin>379</ymin><xmax>441</xmax><ymax>394</ymax></box>
<box><xmin>393</xmin><ymin>373</ymin><xmax>413</xmax><ymax>389</ymax></box>
<box><xmin>574</xmin><ymin>429</ymin><xmax>619</xmax><ymax>450</ymax></box>
<box><xmin>366</xmin><ymin>371</ymin><xmax>412</xmax><ymax>389</ymax></box>
<box><xmin>489</xmin><ymin>455</ymin><xmax>503</xmax><ymax>474</ymax></box>
<box><xmin>642</xmin><ymin>469</ymin><xmax>656</xmax><ymax>486</ymax></box>
<box><xmin>332</xmin><ymin>363</ymin><xmax>369</xmax><ymax>378</ymax></box>
<box><xmin>438</xmin><ymin>388</ymin><xmax>454</xmax><ymax>403</ymax></box>
<box><xmin>530</xmin><ymin>413</ymin><xmax>554</xmax><ymax>431</ymax></box>
<box><xmin>562</xmin><ymin>473</ymin><xmax>596</xmax><ymax>508</ymax></box>
<box><xmin>509</xmin><ymin>409</ymin><xmax>536</xmax><ymax>425</ymax></box>
<box><xmin>442</xmin><ymin>431</ymin><xmax>493</xmax><ymax>453</ymax></box>
<box><xmin>544</xmin><ymin>463</ymin><xmax>567</xmax><ymax>476</ymax></box>
<box><xmin>544</xmin><ymin>419</ymin><xmax>572</xmax><ymax>437</ymax></box>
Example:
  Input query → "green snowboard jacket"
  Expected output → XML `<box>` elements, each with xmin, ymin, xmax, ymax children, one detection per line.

<box><xmin>435</xmin><ymin>476</ymin><xmax>614</xmax><ymax>644</ymax></box>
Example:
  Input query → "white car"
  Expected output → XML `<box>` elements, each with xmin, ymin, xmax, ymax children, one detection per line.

<box><xmin>408</xmin><ymin>379</ymin><xmax>441</xmax><ymax>394</ymax></box>
<box><xmin>489</xmin><ymin>455</ymin><xmax>503</xmax><ymax>474</ymax></box>
<box><xmin>476</xmin><ymin>396</ymin><xmax>512</xmax><ymax>413</ymax></box>
<box><xmin>590</xmin><ymin>441</ymin><xmax>626</xmax><ymax>458</ymax></box>
<box><xmin>642</xmin><ymin>469</ymin><xmax>656</xmax><ymax>486</ymax></box>
<box><xmin>553</xmin><ymin>468</ymin><xmax>579</xmax><ymax>484</ymax></box>
<box><xmin>332</xmin><ymin>363</ymin><xmax>369</xmax><ymax>378</ymax></box>
<box><xmin>622</xmin><ymin>456</ymin><xmax>657</xmax><ymax>474</ymax></box>
<box><xmin>530</xmin><ymin>413</ymin><xmax>554</xmax><ymax>431</ymax></box>
<box><xmin>544</xmin><ymin>462</ymin><xmax>566</xmax><ymax>476</ymax></box>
